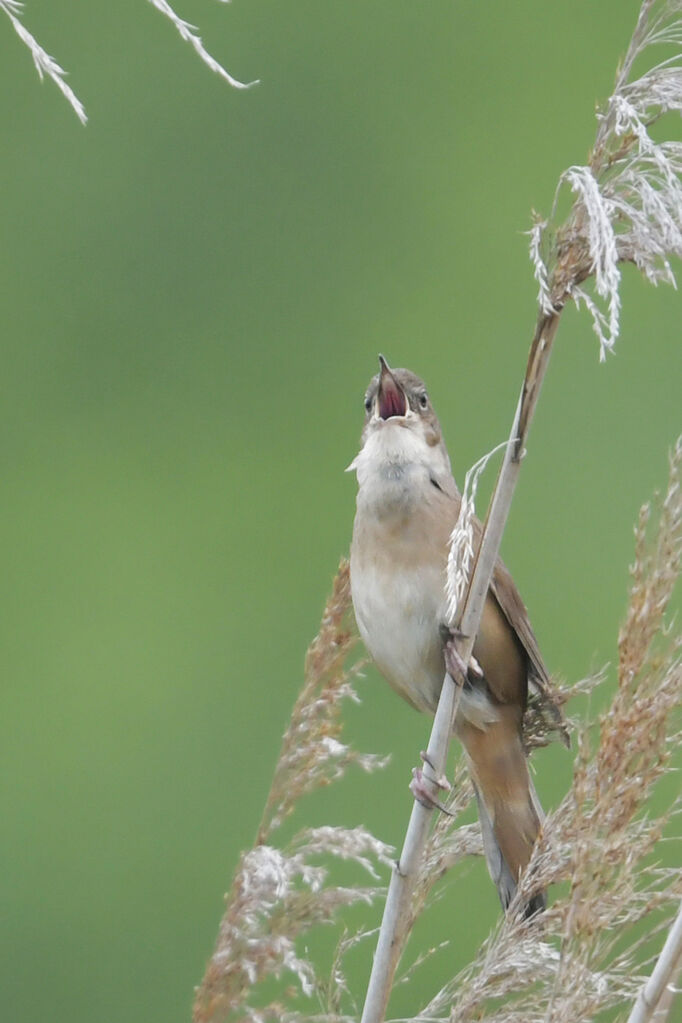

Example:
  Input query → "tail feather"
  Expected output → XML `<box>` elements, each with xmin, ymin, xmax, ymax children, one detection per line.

<box><xmin>460</xmin><ymin>707</ymin><xmax>546</xmax><ymax>917</ymax></box>
<box><xmin>474</xmin><ymin>784</ymin><xmax>546</xmax><ymax>918</ymax></box>
<box><xmin>473</xmin><ymin>783</ymin><xmax>519</xmax><ymax>910</ymax></box>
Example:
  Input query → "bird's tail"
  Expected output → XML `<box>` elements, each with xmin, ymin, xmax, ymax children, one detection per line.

<box><xmin>473</xmin><ymin>780</ymin><xmax>545</xmax><ymax>918</ymax></box>
<box><xmin>462</xmin><ymin>714</ymin><xmax>546</xmax><ymax>917</ymax></box>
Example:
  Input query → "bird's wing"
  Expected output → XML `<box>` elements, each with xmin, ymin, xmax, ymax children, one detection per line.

<box><xmin>461</xmin><ymin>514</ymin><xmax>568</xmax><ymax>745</ymax></box>
<box><xmin>441</xmin><ymin>490</ymin><xmax>568</xmax><ymax>745</ymax></box>
<box><xmin>489</xmin><ymin>555</ymin><xmax>549</xmax><ymax>685</ymax></box>
<box><xmin>489</xmin><ymin>554</ymin><xmax>569</xmax><ymax>746</ymax></box>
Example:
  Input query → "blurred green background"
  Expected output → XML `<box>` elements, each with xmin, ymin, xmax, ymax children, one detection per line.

<box><xmin>1</xmin><ymin>1</ymin><xmax>680</xmax><ymax>1020</ymax></box>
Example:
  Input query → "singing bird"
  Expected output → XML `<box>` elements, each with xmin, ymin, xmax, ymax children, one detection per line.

<box><xmin>348</xmin><ymin>357</ymin><xmax>561</xmax><ymax>916</ymax></box>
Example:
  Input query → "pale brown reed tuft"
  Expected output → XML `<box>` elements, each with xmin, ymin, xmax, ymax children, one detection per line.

<box><xmin>416</xmin><ymin>439</ymin><xmax>682</xmax><ymax>1023</ymax></box>
<box><xmin>194</xmin><ymin>441</ymin><xmax>682</xmax><ymax>1023</ymax></box>
<box><xmin>193</xmin><ymin>561</ymin><xmax>392</xmax><ymax>1023</ymax></box>
<box><xmin>195</xmin><ymin>441</ymin><xmax>682</xmax><ymax>1023</ymax></box>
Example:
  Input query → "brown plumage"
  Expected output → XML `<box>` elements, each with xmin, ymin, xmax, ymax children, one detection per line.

<box><xmin>348</xmin><ymin>358</ymin><xmax>561</xmax><ymax>915</ymax></box>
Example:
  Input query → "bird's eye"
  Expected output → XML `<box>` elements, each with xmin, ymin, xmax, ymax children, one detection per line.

<box><xmin>419</xmin><ymin>393</ymin><xmax>428</xmax><ymax>409</ymax></box>
<box><xmin>364</xmin><ymin>396</ymin><xmax>372</xmax><ymax>412</ymax></box>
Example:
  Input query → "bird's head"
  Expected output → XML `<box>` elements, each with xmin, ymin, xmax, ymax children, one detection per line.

<box><xmin>360</xmin><ymin>356</ymin><xmax>443</xmax><ymax>448</ymax></box>
<box><xmin>347</xmin><ymin>357</ymin><xmax>451</xmax><ymax>485</ymax></box>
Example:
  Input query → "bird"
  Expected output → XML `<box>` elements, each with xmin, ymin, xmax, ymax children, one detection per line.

<box><xmin>348</xmin><ymin>356</ymin><xmax>561</xmax><ymax>916</ymax></box>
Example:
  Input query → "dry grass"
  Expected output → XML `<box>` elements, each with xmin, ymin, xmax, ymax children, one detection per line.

<box><xmin>1</xmin><ymin>0</ymin><xmax>253</xmax><ymax>125</ymax></box>
<box><xmin>531</xmin><ymin>0</ymin><xmax>682</xmax><ymax>357</ymax></box>
<box><xmin>193</xmin><ymin>563</ymin><xmax>392</xmax><ymax>1023</ymax></box>
<box><xmin>418</xmin><ymin>440</ymin><xmax>682</xmax><ymax>1023</ymax></box>
<box><xmin>193</xmin><ymin>3</ymin><xmax>682</xmax><ymax>1018</ymax></box>
<box><xmin>194</xmin><ymin>440</ymin><xmax>682</xmax><ymax>1023</ymax></box>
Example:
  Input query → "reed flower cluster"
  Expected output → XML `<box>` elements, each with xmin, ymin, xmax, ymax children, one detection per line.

<box><xmin>193</xmin><ymin>564</ymin><xmax>393</xmax><ymax>1023</ymax></box>
<box><xmin>531</xmin><ymin>0</ymin><xmax>682</xmax><ymax>357</ymax></box>
<box><xmin>194</xmin><ymin>8</ymin><xmax>682</xmax><ymax>1010</ymax></box>
<box><xmin>417</xmin><ymin>440</ymin><xmax>682</xmax><ymax>1023</ymax></box>
<box><xmin>194</xmin><ymin>439</ymin><xmax>682</xmax><ymax>1023</ymax></box>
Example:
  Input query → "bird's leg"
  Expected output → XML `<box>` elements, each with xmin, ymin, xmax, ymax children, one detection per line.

<box><xmin>409</xmin><ymin>750</ymin><xmax>453</xmax><ymax>814</ymax></box>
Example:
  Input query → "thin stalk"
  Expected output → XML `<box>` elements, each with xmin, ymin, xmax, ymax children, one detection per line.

<box><xmin>359</xmin><ymin>671</ymin><xmax>459</xmax><ymax>1023</ymax></box>
<box><xmin>359</xmin><ymin>312</ymin><xmax>561</xmax><ymax>1023</ymax></box>
<box><xmin>628</xmin><ymin>901</ymin><xmax>682</xmax><ymax>1023</ymax></box>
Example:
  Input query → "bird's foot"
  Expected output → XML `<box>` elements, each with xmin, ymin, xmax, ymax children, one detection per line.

<box><xmin>444</xmin><ymin>630</ymin><xmax>483</xmax><ymax>684</ymax></box>
<box><xmin>409</xmin><ymin>751</ymin><xmax>453</xmax><ymax>814</ymax></box>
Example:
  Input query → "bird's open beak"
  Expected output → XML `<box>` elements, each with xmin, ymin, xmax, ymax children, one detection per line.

<box><xmin>377</xmin><ymin>355</ymin><xmax>407</xmax><ymax>420</ymax></box>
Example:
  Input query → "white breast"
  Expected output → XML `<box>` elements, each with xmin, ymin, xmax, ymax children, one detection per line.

<box><xmin>351</xmin><ymin>548</ymin><xmax>446</xmax><ymax>713</ymax></box>
<box><xmin>349</xmin><ymin>418</ymin><xmax>499</xmax><ymax>728</ymax></box>
<box><xmin>349</xmin><ymin>423</ymin><xmax>451</xmax><ymax>713</ymax></box>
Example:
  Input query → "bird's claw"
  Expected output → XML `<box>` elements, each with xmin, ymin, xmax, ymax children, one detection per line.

<box><xmin>444</xmin><ymin>631</ymin><xmax>483</xmax><ymax>684</ymax></box>
<box><xmin>469</xmin><ymin>654</ymin><xmax>483</xmax><ymax>679</ymax></box>
<box><xmin>409</xmin><ymin>752</ymin><xmax>453</xmax><ymax>814</ymax></box>
<box><xmin>419</xmin><ymin>750</ymin><xmax>451</xmax><ymax>792</ymax></box>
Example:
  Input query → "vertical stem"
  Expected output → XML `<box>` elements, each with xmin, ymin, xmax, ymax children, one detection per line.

<box><xmin>360</xmin><ymin>313</ymin><xmax>560</xmax><ymax>1023</ymax></box>
<box><xmin>360</xmin><ymin>672</ymin><xmax>460</xmax><ymax>1023</ymax></box>
<box><xmin>627</xmin><ymin>901</ymin><xmax>682</xmax><ymax>1023</ymax></box>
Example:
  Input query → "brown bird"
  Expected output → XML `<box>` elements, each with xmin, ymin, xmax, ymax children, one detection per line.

<box><xmin>348</xmin><ymin>357</ymin><xmax>559</xmax><ymax>916</ymax></box>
